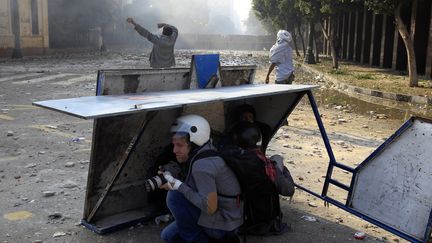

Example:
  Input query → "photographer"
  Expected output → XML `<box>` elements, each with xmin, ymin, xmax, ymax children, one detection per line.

<box><xmin>159</xmin><ymin>114</ymin><xmax>243</xmax><ymax>242</ymax></box>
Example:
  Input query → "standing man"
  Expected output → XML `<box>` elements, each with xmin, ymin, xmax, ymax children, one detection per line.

<box><xmin>126</xmin><ymin>17</ymin><xmax>178</xmax><ymax>68</ymax></box>
<box><xmin>265</xmin><ymin>30</ymin><xmax>295</xmax><ymax>84</ymax></box>
<box><xmin>160</xmin><ymin>114</ymin><xmax>243</xmax><ymax>242</ymax></box>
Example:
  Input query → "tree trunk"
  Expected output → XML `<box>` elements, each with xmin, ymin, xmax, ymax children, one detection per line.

<box><xmin>297</xmin><ymin>22</ymin><xmax>306</xmax><ymax>57</ymax></box>
<box><xmin>395</xmin><ymin>1</ymin><xmax>418</xmax><ymax>87</ymax></box>
<box><xmin>314</xmin><ymin>27</ymin><xmax>320</xmax><ymax>63</ymax></box>
<box><xmin>320</xmin><ymin>19</ymin><xmax>338</xmax><ymax>69</ymax></box>
<box><xmin>291</xmin><ymin>30</ymin><xmax>301</xmax><ymax>57</ymax></box>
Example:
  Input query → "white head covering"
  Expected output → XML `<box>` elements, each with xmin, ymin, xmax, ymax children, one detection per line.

<box><xmin>277</xmin><ymin>30</ymin><xmax>292</xmax><ymax>43</ymax></box>
<box><xmin>270</xmin><ymin>30</ymin><xmax>292</xmax><ymax>62</ymax></box>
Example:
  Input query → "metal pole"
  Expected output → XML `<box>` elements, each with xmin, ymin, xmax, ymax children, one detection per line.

<box><xmin>304</xmin><ymin>20</ymin><xmax>316</xmax><ymax>64</ymax></box>
<box><xmin>11</xmin><ymin>0</ymin><xmax>23</xmax><ymax>58</ymax></box>
<box><xmin>306</xmin><ymin>91</ymin><xmax>336</xmax><ymax>198</ymax></box>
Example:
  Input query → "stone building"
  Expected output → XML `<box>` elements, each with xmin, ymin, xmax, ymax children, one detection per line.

<box><xmin>0</xmin><ymin>0</ymin><xmax>49</xmax><ymax>57</ymax></box>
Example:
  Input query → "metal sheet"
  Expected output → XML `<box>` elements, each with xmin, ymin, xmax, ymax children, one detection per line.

<box><xmin>219</xmin><ymin>65</ymin><xmax>256</xmax><ymax>86</ymax></box>
<box><xmin>81</xmin><ymin>67</ymin><xmax>262</xmax><ymax>230</ymax></box>
<box><xmin>95</xmin><ymin>65</ymin><xmax>257</xmax><ymax>96</ymax></box>
<box><xmin>351</xmin><ymin>118</ymin><xmax>432</xmax><ymax>241</ymax></box>
<box><xmin>33</xmin><ymin>84</ymin><xmax>318</xmax><ymax>119</ymax></box>
<box><xmin>96</xmin><ymin>68</ymin><xmax>191</xmax><ymax>95</ymax></box>
<box><xmin>192</xmin><ymin>54</ymin><xmax>220</xmax><ymax>88</ymax></box>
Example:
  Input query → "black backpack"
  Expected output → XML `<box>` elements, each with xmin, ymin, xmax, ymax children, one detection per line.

<box><xmin>195</xmin><ymin>146</ymin><xmax>288</xmax><ymax>237</ymax></box>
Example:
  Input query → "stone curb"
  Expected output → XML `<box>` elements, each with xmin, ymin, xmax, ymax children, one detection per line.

<box><xmin>298</xmin><ymin>63</ymin><xmax>431</xmax><ymax>106</ymax></box>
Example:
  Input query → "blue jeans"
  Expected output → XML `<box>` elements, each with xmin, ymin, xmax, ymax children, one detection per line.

<box><xmin>161</xmin><ymin>191</ymin><xmax>229</xmax><ymax>243</ymax></box>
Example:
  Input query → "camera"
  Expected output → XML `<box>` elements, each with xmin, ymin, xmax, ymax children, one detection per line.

<box><xmin>145</xmin><ymin>161</ymin><xmax>181</xmax><ymax>192</ymax></box>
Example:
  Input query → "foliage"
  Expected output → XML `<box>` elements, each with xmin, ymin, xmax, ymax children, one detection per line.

<box><xmin>329</xmin><ymin>68</ymin><xmax>348</xmax><ymax>75</ymax></box>
<box><xmin>354</xmin><ymin>73</ymin><xmax>375</xmax><ymax>80</ymax></box>
<box><xmin>277</xmin><ymin>0</ymin><xmax>303</xmax><ymax>30</ymax></box>
<box><xmin>294</xmin><ymin>0</ymin><xmax>319</xmax><ymax>20</ymax></box>
<box><xmin>364</xmin><ymin>0</ymin><xmax>410</xmax><ymax>15</ymax></box>
<box><xmin>295</xmin><ymin>0</ymin><xmax>361</xmax><ymax>21</ymax></box>
<box><xmin>252</xmin><ymin>0</ymin><xmax>302</xmax><ymax>31</ymax></box>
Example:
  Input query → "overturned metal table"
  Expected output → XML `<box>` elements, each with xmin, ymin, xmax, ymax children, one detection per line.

<box><xmin>33</xmin><ymin>84</ymin><xmax>316</xmax><ymax>233</ymax></box>
<box><xmin>33</xmin><ymin>83</ymin><xmax>432</xmax><ymax>243</ymax></box>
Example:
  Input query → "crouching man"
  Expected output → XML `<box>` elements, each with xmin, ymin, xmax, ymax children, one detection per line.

<box><xmin>160</xmin><ymin>114</ymin><xmax>243</xmax><ymax>242</ymax></box>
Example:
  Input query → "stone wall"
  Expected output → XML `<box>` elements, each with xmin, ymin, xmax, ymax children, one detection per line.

<box><xmin>0</xmin><ymin>0</ymin><xmax>49</xmax><ymax>56</ymax></box>
<box><xmin>176</xmin><ymin>34</ymin><xmax>275</xmax><ymax>51</ymax></box>
<box><xmin>0</xmin><ymin>0</ymin><xmax>13</xmax><ymax>48</ymax></box>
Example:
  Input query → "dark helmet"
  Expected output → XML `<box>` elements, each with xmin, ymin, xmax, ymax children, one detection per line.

<box><xmin>231</xmin><ymin>121</ymin><xmax>262</xmax><ymax>148</ymax></box>
<box><xmin>163</xmin><ymin>26</ymin><xmax>173</xmax><ymax>36</ymax></box>
<box><xmin>236</xmin><ymin>104</ymin><xmax>256</xmax><ymax>121</ymax></box>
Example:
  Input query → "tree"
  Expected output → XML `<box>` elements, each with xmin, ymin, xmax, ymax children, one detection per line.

<box><xmin>252</xmin><ymin>0</ymin><xmax>304</xmax><ymax>56</ymax></box>
<box><xmin>295</xmin><ymin>0</ymin><xmax>321</xmax><ymax>64</ymax></box>
<box><xmin>278</xmin><ymin>0</ymin><xmax>304</xmax><ymax>57</ymax></box>
<box><xmin>295</xmin><ymin>0</ymin><xmax>361</xmax><ymax>68</ymax></box>
<box><xmin>364</xmin><ymin>0</ymin><xmax>418</xmax><ymax>87</ymax></box>
<box><xmin>317</xmin><ymin>0</ymin><xmax>355</xmax><ymax>69</ymax></box>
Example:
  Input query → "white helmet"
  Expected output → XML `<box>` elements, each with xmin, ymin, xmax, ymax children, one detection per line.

<box><xmin>171</xmin><ymin>114</ymin><xmax>210</xmax><ymax>146</ymax></box>
<box><xmin>277</xmin><ymin>30</ymin><xmax>292</xmax><ymax>43</ymax></box>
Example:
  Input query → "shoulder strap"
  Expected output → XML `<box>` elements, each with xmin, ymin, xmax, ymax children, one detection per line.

<box><xmin>186</xmin><ymin>149</ymin><xmax>219</xmax><ymax>186</ymax></box>
<box><xmin>192</xmin><ymin>149</ymin><xmax>219</xmax><ymax>162</ymax></box>
<box><xmin>192</xmin><ymin>149</ymin><xmax>241</xmax><ymax>200</ymax></box>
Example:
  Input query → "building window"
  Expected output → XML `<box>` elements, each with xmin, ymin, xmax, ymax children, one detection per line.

<box><xmin>31</xmin><ymin>0</ymin><xmax>39</xmax><ymax>35</ymax></box>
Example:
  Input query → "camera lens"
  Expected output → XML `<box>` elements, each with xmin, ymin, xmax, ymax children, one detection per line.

<box><xmin>145</xmin><ymin>174</ymin><xmax>166</xmax><ymax>192</ymax></box>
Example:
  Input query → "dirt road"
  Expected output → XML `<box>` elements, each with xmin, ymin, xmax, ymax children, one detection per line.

<box><xmin>0</xmin><ymin>50</ymin><xmax>407</xmax><ymax>242</ymax></box>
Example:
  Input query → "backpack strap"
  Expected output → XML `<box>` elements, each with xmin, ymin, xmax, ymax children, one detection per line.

<box><xmin>192</xmin><ymin>149</ymin><xmax>219</xmax><ymax>162</ymax></box>
<box><xmin>192</xmin><ymin>149</ymin><xmax>242</xmax><ymax>204</ymax></box>
<box><xmin>186</xmin><ymin>149</ymin><xmax>219</xmax><ymax>185</ymax></box>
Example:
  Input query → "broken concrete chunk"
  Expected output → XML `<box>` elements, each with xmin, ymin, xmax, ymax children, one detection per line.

<box><xmin>64</xmin><ymin>162</ymin><xmax>75</xmax><ymax>168</ymax></box>
<box><xmin>60</xmin><ymin>181</ymin><xmax>78</xmax><ymax>189</ymax></box>
<box><xmin>376</xmin><ymin>114</ymin><xmax>388</xmax><ymax>119</ymax></box>
<box><xmin>48</xmin><ymin>212</ymin><xmax>62</xmax><ymax>220</ymax></box>
<box><xmin>42</xmin><ymin>191</ymin><xmax>55</xmax><ymax>197</ymax></box>
<box><xmin>52</xmin><ymin>232</ymin><xmax>66</xmax><ymax>238</ymax></box>
<box><xmin>293</xmin><ymin>145</ymin><xmax>302</xmax><ymax>150</ymax></box>
<box><xmin>25</xmin><ymin>163</ymin><xmax>37</xmax><ymax>168</ymax></box>
<box><xmin>308</xmin><ymin>202</ymin><xmax>318</xmax><ymax>207</ymax></box>
<box><xmin>338</xmin><ymin>119</ymin><xmax>347</xmax><ymax>124</ymax></box>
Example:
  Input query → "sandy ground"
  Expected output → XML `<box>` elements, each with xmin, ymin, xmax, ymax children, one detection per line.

<box><xmin>0</xmin><ymin>50</ymin><xmax>410</xmax><ymax>242</ymax></box>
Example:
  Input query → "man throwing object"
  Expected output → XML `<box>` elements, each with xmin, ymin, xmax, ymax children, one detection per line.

<box><xmin>127</xmin><ymin>17</ymin><xmax>178</xmax><ymax>68</ymax></box>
